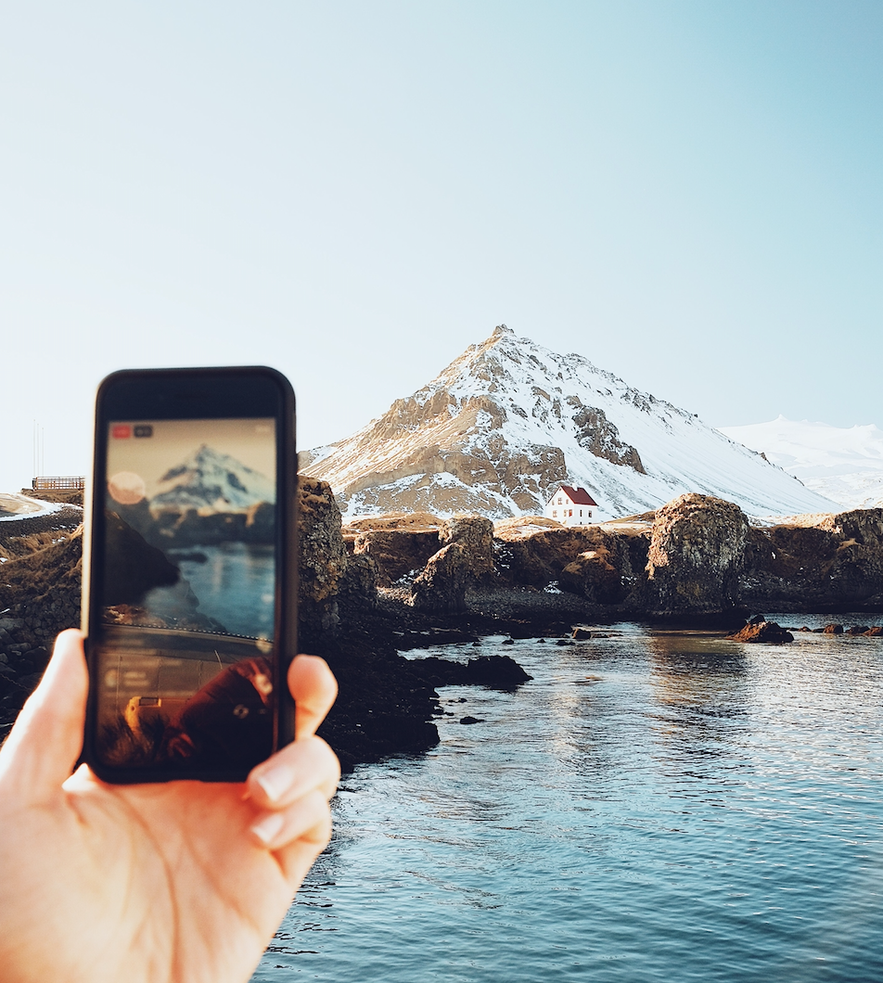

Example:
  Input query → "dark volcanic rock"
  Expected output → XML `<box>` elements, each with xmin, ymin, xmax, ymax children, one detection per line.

<box><xmin>352</xmin><ymin>527</ymin><xmax>442</xmax><ymax>586</ymax></box>
<box><xmin>495</xmin><ymin>521</ymin><xmax>649</xmax><ymax>607</ymax></box>
<box><xmin>297</xmin><ymin>476</ymin><xmax>354</xmax><ymax>634</ymax></box>
<box><xmin>495</xmin><ymin>525</ymin><xmax>607</xmax><ymax>587</ymax></box>
<box><xmin>408</xmin><ymin>516</ymin><xmax>495</xmax><ymax>613</ymax></box>
<box><xmin>643</xmin><ymin>494</ymin><xmax>750</xmax><ymax>618</ymax></box>
<box><xmin>741</xmin><ymin>508</ymin><xmax>883</xmax><ymax>612</ymax></box>
<box><xmin>727</xmin><ymin>620</ymin><xmax>794</xmax><ymax>644</ymax></box>
<box><xmin>442</xmin><ymin>516</ymin><xmax>495</xmax><ymax>573</ymax></box>
<box><xmin>408</xmin><ymin>542</ymin><xmax>475</xmax><ymax>613</ymax></box>
<box><xmin>103</xmin><ymin>512</ymin><xmax>180</xmax><ymax>606</ymax></box>
<box><xmin>297</xmin><ymin>616</ymin><xmax>441</xmax><ymax>772</ymax></box>
<box><xmin>559</xmin><ymin>540</ymin><xmax>629</xmax><ymax>604</ymax></box>
<box><xmin>408</xmin><ymin>653</ymin><xmax>532</xmax><ymax>690</ymax></box>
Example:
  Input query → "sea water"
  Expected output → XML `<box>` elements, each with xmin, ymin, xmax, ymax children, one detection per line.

<box><xmin>255</xmin><ymin>620</ymin><xmax>883</xmax><ymax>982</ymax></box>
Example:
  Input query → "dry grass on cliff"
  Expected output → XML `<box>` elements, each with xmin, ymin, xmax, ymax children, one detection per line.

<box><xmin>0</xmin><ymin>531</ymin><xmax>65</xmax><ymax>562</ymax></box>
<box><xmin>493</xmin><ymin>515</ymin><xmax>563</xmax><ymax>539</ymax></box>
<box><xmin>344</xmin><ymin>512</ymin><xmax>446</xmax><ymax>534</ymax></box>
<box><xmin>0</xmin><ymin>529</ymin><xmax>82</xmax><ymax>608</ymax></box>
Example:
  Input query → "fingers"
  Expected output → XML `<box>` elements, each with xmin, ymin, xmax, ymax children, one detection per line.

<box><xmin>0</xmin><ymin>629</ymin><xmax>88</xmax><ymax>805</ymax></box>
<box><xmin>244</xmin><ymin>654</ymin><xmax>339</xmax><ymax>888</ymax></box>
<box><xmin>288</xmin><ymin>654</ymin><xmax>338</xmax><ymax>741</ymax></box>
<box><xmin>247</xmin><ymin>733</ymin><xmax>340</xmax><ymax>809</ymax></box>
<box><xmin>249</xmin><ymin>788</ymin><xmax>331</xmax><ymax>850</ymax></box>
<box><xmin>270</xmin><ymin>807</ymin><xmax>334</xmax><ymax>890</ymax></box>
<box><xmin>246</xmin><ymin>735</ymin><xmax>339</xmax><ymax>888</ymax></box>
<box><xmin>245</xmin><ymin>652</ymin><xmax>339</xmax><ymax>806</ymax></box>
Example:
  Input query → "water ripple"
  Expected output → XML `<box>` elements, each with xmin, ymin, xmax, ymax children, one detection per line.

<box><xmin>255</xmin><ymin>627</ymin><xmax>883</xmax><ymax>982</ymax></box>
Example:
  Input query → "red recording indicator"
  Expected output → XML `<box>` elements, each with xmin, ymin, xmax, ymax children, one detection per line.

<box><xmin>112</xmin><ymin>425</ymin><xmax>132</xmax><ymax>439</ymax></box>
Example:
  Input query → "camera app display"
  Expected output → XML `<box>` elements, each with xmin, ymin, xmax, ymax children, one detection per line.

<box><xmin>94</xmin><ymin>417</ymin><xmax>278</xmax><ymax>771</ymax></box>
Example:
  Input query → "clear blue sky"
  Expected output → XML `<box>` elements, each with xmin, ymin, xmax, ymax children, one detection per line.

<box><xmin>2</xmin><ymin>1</ymin><xmax>881</xmax><ymax>492</ymax></box>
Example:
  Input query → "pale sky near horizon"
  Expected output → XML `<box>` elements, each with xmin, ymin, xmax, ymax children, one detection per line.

<box><xmin>2</xmin><ymin>1</ymin><xmax>881</xmax><ymax>493</ymax></box>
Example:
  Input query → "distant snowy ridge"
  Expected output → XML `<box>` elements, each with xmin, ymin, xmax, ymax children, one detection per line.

<box><xmin>152</xmin><ymin>444</ymin><xmax>274</xmax><ymax>512</ymax></box>
<box><xmin>719</xmin><ymin>417</ymin><xmax>883</xmax><ymax>510</ymax></box>
<box><xmin>303</xmin><ymin>327</ymin><xmax>837</xmax><ymax>521</ymax></box>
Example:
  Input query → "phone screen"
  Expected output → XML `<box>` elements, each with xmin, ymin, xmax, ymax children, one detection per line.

<box><xmin>90</xmin><ymin>408</ymin><xmax>287</xmax><ymax>776</ymax></box>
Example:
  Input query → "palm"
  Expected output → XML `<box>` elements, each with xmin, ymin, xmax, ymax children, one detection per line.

<box><xmin>18</xmin><ymin>777</ymin><xmax>300</xmax><ymax>983</ymax></box>
<box><xmin>0</xmin><ymin>632</ymin><xmax>338</xmax><ymax>983</ymax></box>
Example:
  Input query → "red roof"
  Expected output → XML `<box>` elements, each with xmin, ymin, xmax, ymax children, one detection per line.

<box><xmin>556</xmin><ymin>485</ymin><xmax>598</xmax><ymax>506</ymax></box>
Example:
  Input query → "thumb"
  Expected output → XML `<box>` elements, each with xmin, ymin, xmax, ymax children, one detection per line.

<box><xmin>289</xmin><ymin>654</ymin><xmax>338</xmax><ymax>741</ymax></box>
<box><xmin>0</xmin><ymin>629</ymin><xmax>89</xmax><ymax>804</ymax></box>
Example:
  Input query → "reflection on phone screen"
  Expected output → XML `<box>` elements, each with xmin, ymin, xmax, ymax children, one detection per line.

<box><xmin>94</xmin><ymin>417</ymin><xmax>277</xmax><ymax>771</ymax></box>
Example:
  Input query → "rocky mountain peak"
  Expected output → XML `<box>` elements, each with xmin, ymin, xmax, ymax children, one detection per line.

<box><xmin>302</xmin><ymin>326</ymin><xmax>836</xmax><ymax>521</ymax></box>
<box><xmin>153</xmin><ymin>444</ymin><xmax>274</xmax><ymax>513</ymax></box>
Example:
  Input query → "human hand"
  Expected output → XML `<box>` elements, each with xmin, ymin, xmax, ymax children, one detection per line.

<box><xmin>0</xmin><ymin>629</ymin><xmax>339</xmax><ymax>983</ymax></box>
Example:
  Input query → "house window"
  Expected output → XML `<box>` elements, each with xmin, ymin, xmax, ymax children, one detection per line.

<box><xmin>557</xmin><ymin>497</ymin><xmax>562</xmax><ymax>505</ymax></box>
<box><xmin>588</xmin><ymin>509</ymin><xmax>592</xmax><ymax>518</ymax></box>
<box><xmin>552</xmin><ymin>509</ymin><xmax>557</xmax><ymax>517</ymax></box>
<box><xmin>579</xmin><ymin>509</ymin><xmax>583</xmax><ymax>517</ymax></box>
<box><xmin>568</xmin><ymin>509</ymin><xmax>573</xmax><ymax>517</ymax></box>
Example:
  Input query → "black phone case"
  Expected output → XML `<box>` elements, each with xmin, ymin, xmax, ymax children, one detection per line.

<box><xmin>81</xmin><ymin>366</ymin><xmax>297</xmax><ymax>783</ymax></box>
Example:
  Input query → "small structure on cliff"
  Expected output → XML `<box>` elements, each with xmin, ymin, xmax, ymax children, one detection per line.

<box><xmin>544</xmin><ymin>485</ymin><xmax>598</xmax><ymax>527</ymax></box>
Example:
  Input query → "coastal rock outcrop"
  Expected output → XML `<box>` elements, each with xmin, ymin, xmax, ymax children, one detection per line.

<box><xmin>741</xmin><ymin>507</ymin><xmax>883</xmax><ymax>611</ymax></box>
<box><xmin>409</xmin><ymin>516</ymin><xmax>495</xmax><ymax>612</ymax></box>
<box><xmin>346</xmin><ymin>513</ymin><xmax>444</xmax><ymax>587</ymax></box>
<box><xmin>641</xmin><ymin>494</ymin><xmax>750</xmax><ymax>618</ymax></box>
<box><xmin>727</xmin><ymin>619</ymin><xmax>794</xmax><ymax>644</ymax></box>
<box><xmin>103</xmin><ymin>513</ymin><xmax>180</xmax><ymax>606</ymax></box>
<box><xmin>408</xmin><ymin>653</ymin><xmax>532</xmax><ymax>690</ymax></box>
<box><xmin>558</xmin><ymin>530</ymin><xmax>650</xmax><ymax>605</ymax></box>
<box><xmin>298</xmin><ymin>476</ymin><xmax>376</xmax><ymax>636</ymax></box>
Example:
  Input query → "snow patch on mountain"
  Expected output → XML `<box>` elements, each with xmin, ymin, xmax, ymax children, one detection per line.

<box><xmin>152</xmin><ymin>444</ymin><xmax>274</xmax><ymax>512</ymax></box>
<box><xmin>719</xmin><ymin>417</ymin><xmax>883</xmax><ymax>510</ymax></box>
<box><xmin>303</xmin><ymin>326</ymin><xmax>837</xmax><ymax>521</ymax></box>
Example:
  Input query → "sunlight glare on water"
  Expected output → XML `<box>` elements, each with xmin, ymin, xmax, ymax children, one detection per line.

<box><xmin>255</xmin><ymin>623</ymin><xmax>883</xmax><ymax>982</ymax></box>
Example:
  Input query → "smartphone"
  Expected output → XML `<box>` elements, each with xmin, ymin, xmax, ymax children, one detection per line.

<box><xmin>82</xmin><ymin>367</ymin><xmax>297</xmax><ymax>783</ymax></box>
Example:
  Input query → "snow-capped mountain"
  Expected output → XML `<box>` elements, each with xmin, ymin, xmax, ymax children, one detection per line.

<box><xmin>719</xmin><ymin>417</ymin><xmax>883</xmax><ymax>510</ymax></box>
<box><xmin>301</xmin><ymin>325</ymin><xmax>837</xmax><ymax>521</ymax></box>
<box><xmin>152</xmin><ymin>444</ymin><xmax>274</xmax><ymax>512</ymax></box>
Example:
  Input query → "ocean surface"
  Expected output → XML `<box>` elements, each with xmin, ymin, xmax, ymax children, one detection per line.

<box><xmin>254</xmin><ymin>618</ymin><xmax>883</xmax><ymax>983</ymax></box>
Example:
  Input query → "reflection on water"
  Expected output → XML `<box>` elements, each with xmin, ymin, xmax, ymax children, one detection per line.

<box><xmin>647</xmin><ymin>633</ymin><xmax>751</xmax><ymax>761</ymax></box>
<box><xmin>255</xmin><ymin>625</ymin><xmax>883</xmax><ymax>983</ymax></box>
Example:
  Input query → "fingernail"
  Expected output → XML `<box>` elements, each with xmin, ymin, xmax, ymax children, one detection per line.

<box><xmin>255</xmin><ymin>766</ymin><xmax>291</xmax><ymax>804</ymax></box>
<box><xmin>250</xmin><ymin>810</ymin><xmax>284</xmax><ymax>847</ymax></box>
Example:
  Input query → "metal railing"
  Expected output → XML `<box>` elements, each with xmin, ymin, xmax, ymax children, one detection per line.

<box><xmin>31</xmin><ymin>476</ymin><xmax>86</xmax><ymax>491</ymax></box>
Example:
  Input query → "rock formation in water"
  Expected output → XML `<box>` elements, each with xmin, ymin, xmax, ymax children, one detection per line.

<box><xmin>4</xmin><ymin>480</ymin><xmax>883</xmax><ymax>761</ymax></box>
<box><xmin>102</xmin><ymin>512</ymin><xmax>181</xmax><ymax>606</ymax></box>
<box><xmin>409</xmin><ymin>515</ymin><xmax>495</xmax><ymax>613</ymax></box>
<box><xmin>642</xmin><ymin>494</ymin><xmax>750</xmax><ymax>618</ymax></box>
<box><xmin>727</xmin><ymin>619</ymin><xmax>794</xmax><ymax>644</ymax></box>
<box><xmin>742</xmin><ymin>507</ymin><xmax>883</xmax><ymax>611</ymax></box>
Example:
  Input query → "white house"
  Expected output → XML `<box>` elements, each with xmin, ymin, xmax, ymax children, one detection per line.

<box><xmin>544</xmin><ymin>485</ymin><xmax>598</xmax><ymax>526</ymax></box>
